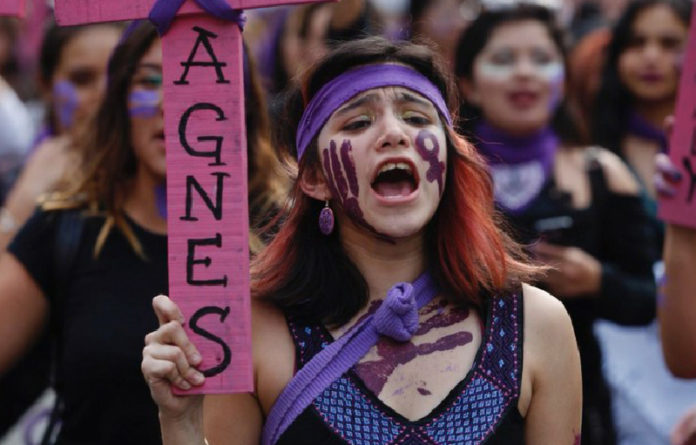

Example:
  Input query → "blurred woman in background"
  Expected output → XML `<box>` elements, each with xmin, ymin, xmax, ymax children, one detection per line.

<box><xmin>592</xmin><ymin>0</ymin><xmax>691</xmax><ymax>249</ymax></box>
<box><xmin>455</xmin><ymin>4</ymin><xmax>657</xmax><ymax>444</ymax></box>
<box><xmin>0</xmin><ymin>20</ymin><xmax>285</xmax><ymax>444</ymax></box>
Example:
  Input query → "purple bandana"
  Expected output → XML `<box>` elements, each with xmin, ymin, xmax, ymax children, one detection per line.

<box><xmin>296</xmin><ymin>64</ymin><xmax>452</xmax><ymax>160</ymax></box>
<box><xmin>476</xmin><ymin>121</ymin><xmax>558</xmax><ymax>214</ymax></box>
<box><xmin>261</xmin><ymin>271</ymin><xmax>438</xmax><ymax>445</ymax></box>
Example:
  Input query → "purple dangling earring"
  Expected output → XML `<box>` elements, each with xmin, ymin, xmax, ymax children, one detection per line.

<box><xmin>319</xmin><ymin>200</ymin><xmax>334</xmax><ymax>235</ymax></box>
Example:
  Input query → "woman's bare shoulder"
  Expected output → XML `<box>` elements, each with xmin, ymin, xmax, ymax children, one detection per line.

<box><xmin>521</xmin><ymin>284</ymin><xmax>576</xmax><ymax>357</ymax></box>
<box><xmin>591</xmin><ymin>146</ymin><xmax>640</xmax><ymax>195</ymax></box>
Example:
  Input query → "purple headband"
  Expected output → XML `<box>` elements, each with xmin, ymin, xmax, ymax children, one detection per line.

<box><xmin>295</xmin><ymin>64</ymin><xmax>452</xmax><ymax>160</ymax></box>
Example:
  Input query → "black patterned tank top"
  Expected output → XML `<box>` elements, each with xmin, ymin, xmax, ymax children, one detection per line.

<box><xmin>276</xmin><ymin>291</ymin><xmax>526</xmax><ymax>445</ymax></box>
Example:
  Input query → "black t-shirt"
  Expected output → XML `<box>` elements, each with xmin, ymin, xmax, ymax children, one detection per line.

<box><xmin>9</xmin><ymin>208</ymin><xmax>167</xmax><ymax>445</ymax></box>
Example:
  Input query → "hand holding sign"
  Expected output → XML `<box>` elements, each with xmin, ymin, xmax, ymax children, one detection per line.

<box><xmin>55</xmin><ymin>0</ymin><xmax>329</xmax><ymax>395</ymax></box>
<box><xmin>142</xmin><ymin>295</ymin><xmax>205</xmax><ymax>418</ymax></box>
<box><xmin>659</xmin><ymin>6</ymin><xmax>696</xmax><ymax>228</ymax></box>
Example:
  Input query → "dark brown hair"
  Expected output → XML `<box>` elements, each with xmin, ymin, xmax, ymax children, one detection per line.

<box><xmin>44</xmin><ymin>21</ymin><xmax>286</xmax><ymax>256</ymax></box>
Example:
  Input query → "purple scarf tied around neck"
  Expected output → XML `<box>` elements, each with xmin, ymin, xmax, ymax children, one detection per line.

<box><xmin>261</xmin><ymin>272</ymin><xmax>439</xmax><ymax>445</ymax></box>
<box><xmin>475</xmin><ymin>121</ymin><xmax>559</xmax><ymax>214</ymax></box>
<box><xmin>627</xmin><ymin>112</ymin><xmax>667</xmax><ymax>153</ymax></box>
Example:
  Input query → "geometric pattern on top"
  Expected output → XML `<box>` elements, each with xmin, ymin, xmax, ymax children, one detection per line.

<box><xmin>287</xmin><ymin>291</ymin><xmax>523</xmax><ymax>445</ymax></box>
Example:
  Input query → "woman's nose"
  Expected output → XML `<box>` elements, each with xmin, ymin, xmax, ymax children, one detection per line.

<box><xmin>376</xmin><ymin>112</ymin><xmax>409</xmax><ymax>151</ymax></box>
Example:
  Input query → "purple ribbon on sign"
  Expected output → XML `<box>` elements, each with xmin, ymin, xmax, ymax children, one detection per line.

<box><xmin>148</xmin><ymin>0</ymin><xmax>246</xmax><ymax>35</ymax></box>
<box><xmin>261</xmin><ymin>272</ymin><xmax>438</xmax><ymax>445</ymax></box>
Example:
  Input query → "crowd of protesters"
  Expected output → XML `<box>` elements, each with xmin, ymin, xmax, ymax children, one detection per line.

<box><xmin>0</xmin><ymin>1</ymin><xmax>694</xmax><ymax>444</ymax></box>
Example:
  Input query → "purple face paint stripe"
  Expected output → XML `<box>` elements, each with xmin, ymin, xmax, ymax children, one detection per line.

<box><xmin>129</xmin><ymin>106</ymin><xmax>160</xmax><ymax>118</ymax></box>
<box><xmin>155</xmin><ymin>183</ymin><xmax>167</xmax><ymax>220</ymax></box>
<box><xmin>322</xmin><ymin>140</ymin><xmax>395</xmax><ymax>244</ymax></box>
<box><xmin>340</xmin><ymin>140</ymin><xmax>359</xmax><ymax>197</ymax></box>
<box><xmin>130</xmin><ymin>90</ymin><xmax>160</xmax><ymax>102</ymax></box>
<box><xmin>329</xmin><ymin>141</ymin><xmax>349</xmax><ymax>200</ymax></box>
<box><xmin>53</xmin><ymin>80</ymin><xmax>79</xmax><ymax>130</ymax></box>
<box><xmin>129</xmin><ymin>90</ymin><xmax>160</xmax><ymax>118</ymax></box>
<box><xmin>415</xmin><ymin>130</ymin><xmax>445</xmax><ymax>194</ymax></box>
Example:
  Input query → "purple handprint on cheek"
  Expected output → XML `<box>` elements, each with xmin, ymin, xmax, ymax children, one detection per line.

<box><xmin>415</xmin><ymin>130</ymin><xmax>446</xmax><ymax>194</ymax></box>
<box><xmin>322</xmin><ymin>139</ymin><xmax>394</xmax><ymax>243</ymax></box>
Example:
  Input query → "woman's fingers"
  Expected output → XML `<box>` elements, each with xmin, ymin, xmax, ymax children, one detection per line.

<box><xmin>142</xmin><ymin>354</ymin><xmax>195</xmax><ymax>390</ymax></box>
<box><xmin>143</xmin><ymin>343</ymin><xmax>205</xmax><ymax>389</ymax></box>
<box><xmin>655</xmin><ymin>153</ymin><xmax>682</xmax><ymax>197</ymax></box>
<box><xmin>152</xmin><ymin>294</ymin><xmax>185</xmax><ymax>326</ymax></box>
<box><xmin>145</xmin><ymin>320</ymin><xmax>203</xmax><ymax>367</ymax></box>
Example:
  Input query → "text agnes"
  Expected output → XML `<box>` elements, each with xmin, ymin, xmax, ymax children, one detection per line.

<box><xmin>175</xmin><ymin>25</ymin><xmax>241</xmax><ymax>378</ymax></box>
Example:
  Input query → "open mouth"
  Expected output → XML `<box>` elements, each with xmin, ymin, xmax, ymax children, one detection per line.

<box><xmin>371</xmin><ymin>160</ymin><xmax>419</xmax><ymax>199</ymax></box>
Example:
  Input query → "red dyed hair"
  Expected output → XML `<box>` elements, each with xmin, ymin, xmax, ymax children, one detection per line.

<box><xmin>252</xmin><ymin>37</ymin><xmax>540</xmax><ymax>325</ymax></box>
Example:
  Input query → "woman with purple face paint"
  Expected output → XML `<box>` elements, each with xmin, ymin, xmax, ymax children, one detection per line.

<box><xmin>455</xmin><ymin>4</ymin><xmax>658</xmax><ymax>445</ymax></box>
<box><xmin>142</xmin><ymin>36</ymin><xmax>581</xmax><ymax>445</ymax></box>
<box><xmin>0</xmin><ymin>22</ymin><xmax>123</xmax><ymax>251</ymax></box>
<box><xmin>592</xmin><ymin>0</ymin><xmax>691</xmax><ymax>252</ymax></box>
<box><xmin>0</xmin><ymin>20</ymin><xmax>122</xmax><ymax>438</ymax></box>
<box><xmin>0</xmin><ymin>20</ymin><xmax>285</xmax><ymax>444</ymax></box>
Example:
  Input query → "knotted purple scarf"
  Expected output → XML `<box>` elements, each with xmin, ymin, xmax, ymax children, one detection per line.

<box><xmin>148</xmin><ymin>0</ymin><xmax>245</xmax><ymax>35</ymax></box>
<box><xmin>475</xmin><ymin>121</ymin><xmax>558</xmax><ymax>214</ymax></box>
<box><xmin>261</xmin><ymin>272</ymin><xmax>439</xmax><ymax>445</ymax></box>
<box><xmin>627</xmin><ymin>112</ymin><xmax>667</xmax><ymax>153</ymax></box>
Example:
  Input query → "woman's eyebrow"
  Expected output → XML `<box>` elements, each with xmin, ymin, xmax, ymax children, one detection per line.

<box><xmin>135</xmin><ymin>63</ymin><xmax>162</xmax><ymax>72</ymax></box>
<box><xmin>396</xmin><ymin>92</ymin><xmax>433</xmax><ymax>109</ymax></box>
<box><xmin>334</xmin><ymin>93</ymin><xmax>379</xmax><ymax>117</ymax></box>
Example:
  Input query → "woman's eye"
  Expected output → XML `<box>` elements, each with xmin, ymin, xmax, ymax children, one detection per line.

<box><xmin>660</xmin><ymin>36</ymin><xmax>683</xmax><ymax>51</ymax></box>
<box><xmin>531</xmin><ymin>49</ymin><xmax>554</xmax><ymax>66</ymax></box>
<box><xmin>135</xmin><ymin>75</ymin><xmax>163</xmax><ymax>90</ymax></box>
<box><xmin>342</xmin><ymin>116</ymin><xmax>371</xmax><ymax>131</ymax></box>
<box><xmin>69</xmin><ymin>69</ymin><xmax>97</xmax><ymax>87</ymax></box>
<box><xmin>403</xmin><ymin>112</ymin><xmax>430</xmax><ymax>125</ymax></box>
<box><xmin>626</xmin><ymin>35</ymin><xmax>646</xmax><ymax>49</ymax></box>
<box><xmin>490</xmin><ymin>50</ymin><xmax>515</xmax><ymax>65</ymax></box>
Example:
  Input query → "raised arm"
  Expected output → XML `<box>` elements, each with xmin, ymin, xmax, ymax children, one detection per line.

<box><xmin>142</xmin><ymin>294</ymin><xmax>206</xmax><ymax>444</ymax></box>
<box><xmin>522</xmin><ymin>284</ymin><xmax>582</xmax><ymax>444</ymax></box>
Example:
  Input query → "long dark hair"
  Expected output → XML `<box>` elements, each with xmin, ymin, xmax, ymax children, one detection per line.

<box><xmin>44</xmin><ymin>21</ymin><xmax>286</xmax><ymax>256</ymax></box>
<box><xmin>454</xmin><ymin>3</ymin><xmax>579</xmax><ymax>143</ymax></box>
<box><xmin>252</xmin><ymin>36</ymin><xmax>539</xmax><ymax>327</ymax></box>
<box><xmin>43</xmin><ymin>22</ymin><xmax>159</xmax><ymax>256</ymax></box>
<box><xmin>591</xmin><ymin>0</ymin><xmax>692</xmax><ymax>155</ymax></box>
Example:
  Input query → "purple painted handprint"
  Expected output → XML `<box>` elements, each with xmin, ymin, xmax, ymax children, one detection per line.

<box><xmin>322</xmin><ymin>139</ymin><xmax>393</xmax><ymax>242</ymax></box>
<box><xmin>353</xmin><ymin>301</ymin><xmax>473</xmax><ymax>396</ymax></box>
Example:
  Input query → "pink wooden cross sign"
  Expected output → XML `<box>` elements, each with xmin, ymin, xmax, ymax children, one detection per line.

<box><xmin>0</xmin><ymin>0</ymin><xmax>25</xmax><ymax>17</ymax></box>
<box><xmin>659</xmin><ymin>6</ymin><xmax>696</xmax><ymax>229</ymax></box>
<box><xmin>54</xmin><ymin>0</ymin><xmax>326</xmax><ymax>394</ymax></box>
